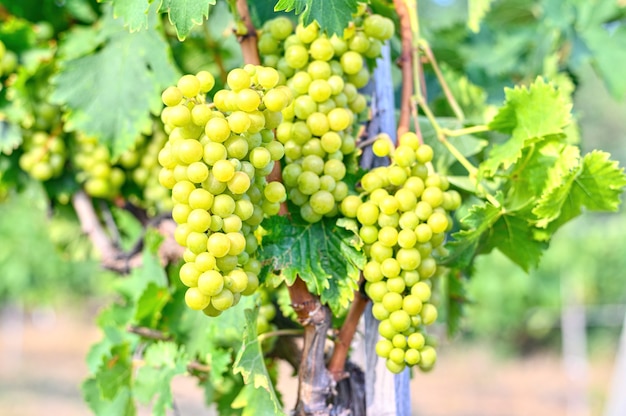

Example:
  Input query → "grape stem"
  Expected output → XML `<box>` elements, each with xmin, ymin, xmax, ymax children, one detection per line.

<box><xmin>128</xmin><ymin>325</ymin><xmax>172</xmax><ymax>341</ymax></box>
<box><xmin>441</xmin><ymin>124</ymin><xmax>490</xmax><ymax>137</ymax></box>
<box><xmin>403</xmin><ymin>0</ymin><xmax>501</xmax><ymax>209</ymax></box>
<box><xmin>257</xmin><ymin>328</ymin><xmax>304</xmax><ymax>343</ymax></box>
<box><xmin>419</xmin><ymin>39</ymin><xmax>466</xmax><ymax>122</ymax></box>
<box><xmin>232</xmin><ymin>0</ymin><xmax>261</xmax><ymax>66</ymax></box>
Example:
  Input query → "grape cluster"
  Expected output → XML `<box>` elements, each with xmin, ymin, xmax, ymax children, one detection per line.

<box><xmin>18</xmin><ymin>131</ymin><xmax>66</xmax><ymax>181</ymax></box>
<box><xmin>158</xmin><ymin>67</ymin><xmax>290</xmax><ymax>315</ymax></box>
<box><xmin>259</xmin><ymin>13</ymin><xmax>394</xmax><ymax>222</ymax></box>
<box><xmin>73</xmin><ymin>134</ymin><xmax>127</xmax><ymax>198</ymax></box>
<box><xmin>341</xmin><ymin>132</ymin><xmax>461</xmax><ymax>373</ymax></box>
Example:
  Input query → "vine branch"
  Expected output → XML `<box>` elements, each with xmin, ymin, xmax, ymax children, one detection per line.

<box><xmin>328</xmin><ymin>283</ymin><xmax>369</xmax><ymax>382</ymax></box>
<box><xmin>393</xmin><ymin>0</ymin><xmax>414</xmax><ymax>139</ymax></box>
<box><xmin>72</xmin><ymin>191</ymin><xmax>184</xmax><ymax>273</ymax></box>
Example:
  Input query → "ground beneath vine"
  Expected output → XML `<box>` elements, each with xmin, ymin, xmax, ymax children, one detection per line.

<box><xmin>0</xmin><ymin>305</ymin><xmax>614</xmax><ymax>416</ymax></box>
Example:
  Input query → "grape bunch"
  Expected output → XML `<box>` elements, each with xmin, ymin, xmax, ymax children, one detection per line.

<box><xmin>72</xmin><ymin>134</ymin><xmax>128</xmax><ymax>198</ymax></box>
<box><xmin>258</xmin><ymin>13</ymin><xmax>394</xmax><ymax>222</ymax></box>
<box><xmin>158</xmin><ymin>67</ymin><xmax>290</xmax><ymax>316</ymax></box>
<box><xmin>18</xmin><ymin>131</ymin><xmax>66</xmax><ymax>181</ymax></box>
<box><xmin>341</xmin><ymin>132</ymin><xmax>461</xmax><ymax>373</ymax></box>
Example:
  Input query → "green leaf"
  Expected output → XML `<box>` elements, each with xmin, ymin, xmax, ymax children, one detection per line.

<box><xmin>506</xmin><ymin>141</ymin><xmax>577</xmax><ymax>212</ymax></box>
<box><xmin>305</xmin><ymin>0</ymin><xmax>358</xmax><ymax>36</ymax></box>
<box><xmin>100</xmin><ymin>0</ymin><xmax>151</xmax><ymax>32</ymax></box>
<box><xmin>575</xmin><ymin>151</ymin><xmax>626</xmax><ymax>211</ymax></box>
<box><xmin>468</xmin><ymin>0</ymin><xmax>493</xmax><ymax>32</ymax></box>
<box><xmin>134</xmin><ymin>342</ymin><xmax>189</xmax><ymax>416</ymax></box>
<box><xmin>159</xmin><ymin>0</ymin><xmax>216</xmax><ymax>40</ymax></box>
<box><xmin>487</xmin><ymin>213</ymin><xmax>546</xmax><ymax>272</ymax></box>
<box><xmin>51</xmin><ymin>11</ymin><xmax>178</xmax><ymax>158</ymax></box>
<box><xmin>258</xmin><ymin>215</ymin><xmax>365</xmax><ymax>315</ymax></box>
<box><xmin>0</xmin><ymin>121</ymin><xmax>22</xmax><ymax>155</ymax></box>
<box><xmin>482</xmin><ymin>77</ymin><xmax>572</xmax><ymax>175</ymax></box>
<box><xmin>534</xmin><ymin>150</ymin><xmax>626</xmax><ymax>236</ymax></box>
<box><xmin>275</xmin><ymin>0</ymin><xmax>358</xmax><ymax>35</ymax></box>
<box><xmin>96</xmin><ymin>343</ymin><xmax>134</xmax><ymax>400</ymax></box>
<box><xmin>447</xmin><ymin>201</ymin><xmax>502</xmax><ymax>268</ymax></box>
<box><xmin>232</xmin><ymin>383</ymin><xmax>284</xmax><ymax>416</ymax></box>
<box><xmin>135</xmin><ymin>283</ymin><xmax>171</xmax><ymax>323</ymax></box>
<box><xmin>232</xmin><ymin>308</ymin><xmax>285</xmax><ymax>416</ymax></box>
<box><xmin>446</xmin><ymin>270</ymin><xmax>466</xmax><ymax>336</ymax></box>
<box><xmin>274</xmin><ymin>0</ymin><xmax>309</xmax><ymax>15</ymax></box>
<box><xmin>82</xmin><ymin>380</ymin><xmax>135</xmax><ymax>416</ymax></box>
<box><xmin>530</xmin><ymin>145</ymin><xmax>582</xmax><ymax>227</ymax></box>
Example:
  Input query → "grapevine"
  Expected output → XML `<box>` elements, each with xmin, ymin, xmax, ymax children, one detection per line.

<box><xmin>1</xmin><ymin>2</ymin><xmax>625</xmax><ymax>416</ymax></box>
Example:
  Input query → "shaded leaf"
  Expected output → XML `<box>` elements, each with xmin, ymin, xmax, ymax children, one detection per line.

<box><xmin>447</xmin><ymin>201</ymin><xmax>502</xmax><ymax>268</ymax></box>
<box><xmin>232</xmin><ymin>308</ymin><xmax>285</xmax><ymax>415</ymax></box>
<box><xmin>258</xmin><ymin>215</ymin><xmax>364</xmax><ymax>315</ymax></box>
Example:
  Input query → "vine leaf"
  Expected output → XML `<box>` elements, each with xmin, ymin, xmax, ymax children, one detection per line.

<box><xmin>159</xmin><ymin>0</ymin><xmax>216</xmax><ymax>40</ymax></box>
<box><xmin>533</xmin><ymin>150</ymin><xmax>626</xmax><ymax>235</ymax></box>
<box><xmin>233</xmin><ymin>308</ymin><xmax>286</xmax><ymax>416</ymax></box>
<box><xmin>274</xmin><ymin>0</ymin><xmax>358</xmax><ymax>35</ymax></box>
<box><xmin>506</xmin><ymin>141</ymin><xmax>577</xmax><ymax>212</ymax></box>
<box><xmin>134</xmin><ymin>342</ymin><xmax>189</xmax><ymax>416</ymax></box>
<box><xmin>487</xmin><ymin>213</ymin><xmax>547</xmax><ymax>272</ymax></box>
<box><xmin>447</xmin><ymin>201</ymin><xmax>502</xmax><ymax>268</ymax></box>
<box><xmin>94</xmin><ymin>343</ymin><xmax>134</xmax><ymax>400</ymax></box>
<box><xmin>482</xmin><ymin>77</ymin><xmax>572</xmax><ymax>176</ymax></box>
<box><xmin>258</xmin><ymin>215</ymin><xmax>365</xmax><ymax>315</ymax></box>
<box><xmin>82</xmin><ymin>381</ymin><xmax>135</xmax><ymax>416</ymax></box>
<box><xmin>51</xmin><ymin>9</ymin><xmax>178</xmax><ymax>158</ymax></box>
<box><xmin>99</xmin><ymin>0</ymin><xmax>151</xmax><ymax>32</ymax></box>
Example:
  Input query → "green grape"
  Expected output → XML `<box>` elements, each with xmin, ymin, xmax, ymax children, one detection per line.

<box><xmin>185</xmin><ymin>287</ymin><xmax>211</xmax><ymax>310</ymax></box>
<box><xmin>198</xmin><ymin>270</ymin><xmax>225</xmax><ymax>296</ymax></box>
